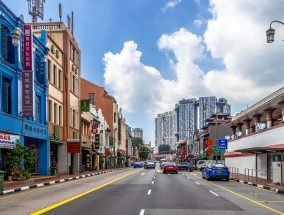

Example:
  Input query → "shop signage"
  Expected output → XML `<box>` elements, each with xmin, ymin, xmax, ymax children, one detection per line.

<box><xmin>24</xmin><ymin>123</ymin><xmax>47</xmax><ymax>134</ymax></box>
<box><xmin>67</xmin><ymin>139</ymin><xmax>80</xmax><ymax>153</ymax></box>
<box><xmin>22</xmin><ymin>24</ymin><xmax>34</xmax><ymax>117</ymax></box>
<box><xmin>0</xmin><ymin>133</ymin><xmax>20</xmax><ymax>149</ymax></box>
<box><xmin>205</xmin><ymin>138</ymin><xmax>214</xmax><ymax>146</ymax></box>
<box><xmin>94</xmin><ymin>134</ymin><xmax>100</xmax><ymax>149</ymax></box>
<box><xmin>80</xmin><ymin>100</ymin><xmax>90</xmax><ymax>112</ymax></box>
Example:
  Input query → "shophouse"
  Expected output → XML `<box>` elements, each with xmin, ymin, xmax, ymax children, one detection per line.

<box><xmin>0</xmin><ymin>2</ymin><xmax>49</xmax><ymax>175</ymax></box>
<box><xmin>225</xmin><ymin>87</ymin><xmax>284</xmax><ymax>185</ymax></box>
<box><xmin>117</xmin><ymin>108</ymin><xmax>127</xmax><ymax>167</ymax></box>
<box><xmin>80</xmin><ymin>78</ymin><xmax>117</xmax><ymax>168</ymax></box>
<box><xmin>32</xmin><ymin>21</ymin><xmax>81</xmax><ymax>174</ymax></box>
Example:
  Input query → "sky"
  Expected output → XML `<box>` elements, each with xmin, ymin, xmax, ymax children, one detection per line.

<box><xmin>3</xmin><ymin>0</ymin><xmax>284</xmax><ymax>146</ymax></box>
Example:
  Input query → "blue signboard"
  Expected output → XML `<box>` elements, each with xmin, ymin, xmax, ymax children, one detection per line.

<box><xmin>218</xmin><ymin>139</ymin><xmax>228</xmax><ymax>150</ymax></box>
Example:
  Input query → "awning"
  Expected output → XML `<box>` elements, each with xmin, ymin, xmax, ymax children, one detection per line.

<box><xmin>50</xmin><ymin>140</ymin><xmax>63</xmax><ymax>145</ymax></box>
<box><xmin>235</xmin><ymin>144</ymin><xmax>284</xmax><ymax>154</ymax></box>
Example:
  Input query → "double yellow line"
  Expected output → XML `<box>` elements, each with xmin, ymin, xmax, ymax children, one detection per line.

<box><xmin>30</xmin><ymin>170</ymin><xmax>140</xmax><ymax>215</ymax></box>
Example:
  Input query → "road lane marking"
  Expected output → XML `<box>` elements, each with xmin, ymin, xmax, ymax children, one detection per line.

<box><xmin>195</xmin><ymin>182</ymin><xmax>200</xmax><ymax>185</ymax></box>
<box><xmin>152</xmin><ymin>181</ymin><xmax>154</xmax><ymax>184</ymax></box>
<box><xmin>30</xmin><ymin>170</ymin><xmax>140</xmax><ymax>215</ymax></box>
<box><xmin>187</xmin><ymin>177</ymin><xmax>191</xmax><ymax>180</ymax></box>
<box><xmin>141</xmin><ymin>173</ymin><xmax>145</xmax><ymax>175</ymax></box>
<box><xmin>205</xmin><ymin>180</ymin><xmax>284</xmax><ymax>215</ymax></box>
<box><xmin>210</xmin><ymin>191</ymin><xmax>219</xmax><ymax>196</ymax></box>
<box><xmin>148</xmin><ymin>189</ymin><xmax>151</xmax><ymax>195</ymax></box>
<box><xmin>257</xmin><ymin>200</ymin><xmax>284</xmax><ymax>203</ymax></box>
<box><xmin>140</xmin><ymin>209</ymin><xmax>145</xmax><ymax>215</ymax></box>
<box><xmin>154</xmin><ymin>176</ymin><xmax>156</xmax><ymax>179</ymax></box>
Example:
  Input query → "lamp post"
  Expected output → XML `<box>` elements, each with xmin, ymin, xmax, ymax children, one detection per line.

<box><xmin>266</xmin><ymin>20</ymin><xmax>284</xmax><ymax>43</ymax></box>
<box><xmin>204</xmin><ymin>104</ymin><xmax>218</xmax><ymax>162</ymax></box>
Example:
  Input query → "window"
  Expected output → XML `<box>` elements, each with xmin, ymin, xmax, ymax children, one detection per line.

<box><xmin>35</xmin><ymin>55</ymin><xmax>44</xmax><ymax>84</ymax></box>
<box><xmin>89</xmin><ymin>93</ymin><xmax>95</xmax><ymax>105</ymax></box>
<box><xmin>35</xmin><ymin>95</ymin><xmax>41</xmax><ymax>123</ymax></box>
<box><xmin>59</xmin><ymin>105</ymin><xmax>62</xmax><ymax>125</ymax></box>
<box><xmin>72</xmin><ymin>109</ymin><xmax>76</xmax><ymax>128</ymax></box>
<box><xmin>1</xmin><ymin>76</ymin><xmax>12</xmax><ymax>114</ymax></box>
<box><xmin>54</xmin><ymin>103</ymin><xmax>57</xmax><ymax>124</ymax></box>
<box><xmin>53</xmin><ymin>64</ymin><xmax>57</xmax><ymax>85</ymax></box>
<box><xmin>1</xmin><ymin>27</ymin><xmax>15</xmax><ymax>64</ymax></box>
<box><xmin>114</xmin><ymin>112</ymin><xmax>116</xmax><ymax>123</ymax></box>
<box><xmin>58</xmin><ymin>69</ymin><xmax>62</xmax><ymax>89</ymax></box>
<box><xmin>48</xmin><ymin>100</ymin><xmax>52</xmax><ymax>122</ymax></box>
<box><xmin>47</xmin><ymin>60</ymin><xmax>51</xmax><ymax>81</ymax></box>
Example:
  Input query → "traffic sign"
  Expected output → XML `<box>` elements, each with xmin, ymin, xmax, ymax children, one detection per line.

<box><xmin>212</xmin><ymin>146</ymin><xmax>216</xmax><ymax>153</ymax></box>
<box><xmin>218</xmin><ymin>139</ymin><xmax>228</xmax><ymax>150</ymax></box>
<box><xmin>205</xmin><ymin>138</ymin><xmax>214</xmax><ymax>146</ymax></box>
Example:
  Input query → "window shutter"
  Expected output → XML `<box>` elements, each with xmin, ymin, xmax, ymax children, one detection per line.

<box><xmin>2</xmin><ymin>82</ymin><xmax>8</xmax><ymax>112</ymax></box>
<box><xmin>1</xmin><ymin>29</ymin><xmax>8</xmax><ymax>59</ymax></box>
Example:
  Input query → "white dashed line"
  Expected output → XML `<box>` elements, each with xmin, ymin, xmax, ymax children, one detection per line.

<box><xmin>195</xmin><ymin>182</ymin><xmax>200</xmax><ymax>185</ymax></box>
<box><xmin>140</xmin><ymin>209</ymin><xmax>145</xmax><ymax>215</ymax></box>
<box><xmin>141</xmin><ymin>173</ymin><xmax>145</xmax><ymax>175</ymax></box>
<box><xmin>152</xmin><ymin>181</ymin><xmax>154</xmax><ymax>184</ymax></box>
<box><xmin>148</xmin><ymin>190</ymin><xmax>151</xmax><ymax>195</ymax></box>
<box><xmin>192</xmin><ymin>173</ymin><xmax>196</xmax><ymax>176</ymax></box>
<box><xmin>187</xmin><ymin>177</ymin><xmax>191</xmax><ymax>180</ymax></box>
<box><xmin>210</xmin><ymin>191</ymin><xmax>219</xmax><ymax>196</ymax></box>
<box><xmin>154</xmin><ymin>176</ymin><xmax>156</xmax><ymax>179</ymax></box>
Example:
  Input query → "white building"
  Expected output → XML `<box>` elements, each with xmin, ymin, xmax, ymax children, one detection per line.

<box><xmin>225</xmin><ymin>87</ymin><xmax>284</xmax><ymax>185</ymax></box>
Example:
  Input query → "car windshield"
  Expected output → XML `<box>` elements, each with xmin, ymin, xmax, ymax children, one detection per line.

<box><xmin>166</xmin><ymin>162</ymin><xmax>176</xmax><ymax>166</ymax></box>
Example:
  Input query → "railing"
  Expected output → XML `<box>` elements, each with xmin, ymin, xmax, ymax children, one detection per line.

<box><xmin>244</xmin><ymin>168</ymin><xmax>262</xmax><ymax>183</ymax></box>
<box><xmin>229</xmin><ymin>167</ymin><xmax>239</xmax><ymax>179</ymax></box>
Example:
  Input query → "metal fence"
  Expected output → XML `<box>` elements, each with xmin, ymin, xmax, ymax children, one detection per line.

<box><xmin>229</xmin><ymin>167</ymin><xmax>239</xmax><ymax>179</ymax></box>
<box><xmin>244</xmin><ymin>168</ymin><xmax>262</xmax><ymax>183</ymax></box>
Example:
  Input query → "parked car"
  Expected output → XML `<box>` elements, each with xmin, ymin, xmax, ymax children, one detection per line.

<box><xmin>134</xmin><ymin>162</ymin><xmax>144</xmax><ymax>168</ymax></box>
<box><xmin>144</xmin><ymin>161</ymin><xmax>156</xmax><ymax>169</ymax></box>
<box><xmin>196</xmin><ymin>160</ymin><xmax>214</xmax><ymax>171</ymax></box>
<box><xmin>177</xmin><ymin>162</ymin><xmax>194</xmax><ymax>172</ymax></box>
<box><xmin>202</xmin><ymin>162</ymin><xmax>230</xmax><ymax>181</ymax></box>
<box><xmin>163</xmin><ymin>162</ymin><xmax>178</xmax><ymax>174</ymax></box>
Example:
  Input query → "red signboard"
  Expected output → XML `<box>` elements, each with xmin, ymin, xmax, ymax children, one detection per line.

<box><xmin>205</xmin><ymin>138</ymin><xmax>214</xmax><ymax>146</ymax></box>
<box><xmin>67</xmin><ymin>141</ymin><xmax>80</xmax><ymax>153</ymax></box>
<box><xmin>22</xmin><ymin>24</ymin><xmax>34</xmax><ymax>117</ymax></box>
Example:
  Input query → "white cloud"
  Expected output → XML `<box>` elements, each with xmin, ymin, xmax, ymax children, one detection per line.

<box><xmin>162</xmin><ymin>0</ymin><xmax>182</xmax><ymax>12</ymax></box>
<box><xmin>104</xmin><ymin>0</ymin><xmax>284</xmax><ymax>119</ymax></box>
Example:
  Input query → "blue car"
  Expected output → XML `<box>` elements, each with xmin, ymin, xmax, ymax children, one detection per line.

<box><xmin>202</xmin><ymin>162</ymin><xmax>230</xmax><ymax>181</ymax></box>
<box><xmin>134</xmin><ymin>162</ymin><xmax>144</xmax><ymax>168</ymax></box>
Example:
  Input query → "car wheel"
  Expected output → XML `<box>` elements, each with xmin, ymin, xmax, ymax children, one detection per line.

<box><xmin>176</xmin><ymin>172</ymin><xmax>178</xmax><ymax>174</ymax></box>
<box><xmin>163</xmin><ymin>171</ymin><xmax>165</xmax><ymax>174</ymax></box>
<box><xmin>190</xmin><ymin>168</ymin><xmax>193</xmax><ymax>172</ymax></box>
<box><xmin>226</xmin><ymin>177</ymin><xmax>229</xmax><ymax>181</ymax></box>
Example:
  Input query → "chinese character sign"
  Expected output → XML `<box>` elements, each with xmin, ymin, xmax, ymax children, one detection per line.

<box><xmin>23</xmin><ymin>24</ymin><xmax>33</xmax><ymax>70</ymax></box>
<box><xmin>22</xmin><ymin>24</ymin><xmax>34</xmax><ymax>117</ymax></box>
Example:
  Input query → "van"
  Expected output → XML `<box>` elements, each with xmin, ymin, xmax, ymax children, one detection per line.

<box><xmin>196</xmin><ymin>160</ymin><xmax>214</xmax><ymax>171</ymax></box>
<box><xmin>196</xmin><ymin>160</ymin><xmax>224</xmax><ymax>171</ymax></box>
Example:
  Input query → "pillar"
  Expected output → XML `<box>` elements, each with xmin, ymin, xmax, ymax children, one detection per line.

<box><xmin>252</xmin><ymin>114</ymin><xmax>262</xmax><ymax>132</ymax></box>
<box><xmin>230</xmin><ymin>125</ymin><xmax>237</xmax><ymax>139</ymax></box>
<box><xmin>278</xmin><ymin>101</ymin><xmax>284</xmax><ymax>122</ymax></box>
<box><xmin>244</xmin><ymin>119</ymin><xmax>251</xmax><ymax>135</ymax></box>
<box><xmin>264</xmin><ymin>108</ymin><xmax>275</xmax><ymax>129</ymax></box>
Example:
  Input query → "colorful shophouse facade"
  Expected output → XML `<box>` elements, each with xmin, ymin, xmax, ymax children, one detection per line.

<box><xmin>0</xmin><ymin>2</ymin><xmax>49</xmax><ymax>175</ymax></box>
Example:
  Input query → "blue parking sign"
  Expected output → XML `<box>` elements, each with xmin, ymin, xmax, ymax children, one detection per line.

<box><xmin>218</xmin><ymin>139</ymin><xmax>228</xmax><ymax>150</ymax></box>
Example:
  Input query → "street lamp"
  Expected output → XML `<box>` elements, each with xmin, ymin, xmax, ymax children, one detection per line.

<box><xmin>0</xmin><ymin>25</ymin><xmax>21</xmax><ymax>46</ymax></box>
<box><xmin>266</xmin><ymin>20</ymin><xmax>284</xmax><ymax>43</ymax></box>
<box><xmin>203</xmin><ymin>103</ymin><xmax>218</xmax><ymax>162</ymax></box>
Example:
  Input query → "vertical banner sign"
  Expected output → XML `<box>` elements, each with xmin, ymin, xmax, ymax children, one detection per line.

<box><xmin>22</xmin><ymin>24</ymin><xmax>34</xmax><ymax>117</ymax></box>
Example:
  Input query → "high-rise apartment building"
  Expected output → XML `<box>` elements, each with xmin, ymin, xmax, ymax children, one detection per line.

<box><xmin>132</xmin><ymin>128</ymin><xmax>143</xmax><ymax>139</ymax></box>
<box><xmin>175</xmin><ymin>99</ymin><xmax>198</xmax><ymax>142</ymax></box>
<box><xmin>155</xmin><ymin>111</ymin><xmax>176</xmax><ymax>149</ymax></box>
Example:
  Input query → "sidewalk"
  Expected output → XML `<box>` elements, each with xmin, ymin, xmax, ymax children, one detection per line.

<box><xmin>1</xmin><ymin>168</ymin><xmax>122</xmax><ymax>195</ymax></box>
<box><xmin>230</xmin><ymin>173</ymin><xmax>284</xmax><ymax>195</ymax></box>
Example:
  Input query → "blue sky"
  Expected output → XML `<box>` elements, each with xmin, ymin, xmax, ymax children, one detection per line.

<box><xmin>3</xmin><ymin>0</ymin><xmax>284</xmax><ymax>145</ymax></box>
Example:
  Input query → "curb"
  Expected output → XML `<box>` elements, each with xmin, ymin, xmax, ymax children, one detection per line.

<box><xmin>0</xmin><ymin>169</ymin><xmax>120</xmax><ymax>196</ymax></box>
<box><xmin>232</xmin><ymin>178</ymin><xmax>284</xmax><ymax>195</ymax></box>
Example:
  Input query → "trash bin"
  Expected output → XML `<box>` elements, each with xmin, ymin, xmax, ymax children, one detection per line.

<box><xmin>81</xmin><ymin>165</ymin><xmax>85</xmax><ymax>173</ymax></box>
<box><xmin>0</xmin><ymin>171</ymin><xmax>4</xmax><ymax>192</ymax></box>
<box><xmin>69</xmin><ymin>165</ymin><xmax>73</xmax><ymax>175</ymax></box>
<box><xmin>50</xmin><ymin>167</ymin><xmax>57</xmax><ymax>176</ymax></box>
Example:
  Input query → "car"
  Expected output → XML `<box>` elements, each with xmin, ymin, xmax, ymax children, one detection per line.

<box><xmin>202</xmin><ymin>162</ymin><xmax>230</xmax><ymax>181</ymax></box>
<box><xmin>163</xmin><ymin>162</ymin><xmax>178</xmax><ymax>174</ymax></box>
<box><xmin>177</xmin><ymin>162</ymin><xmax>194</xmax><ymax>172</ymax></box>
<box><xmin>144</xmin><ymin>161</ymin><xmax>155</xmax><ymax>169</ymax></box>
<box><xmin>133</xmin><ymin>162</ymin><xmax>144</xmax><ymax>168</ymax></box>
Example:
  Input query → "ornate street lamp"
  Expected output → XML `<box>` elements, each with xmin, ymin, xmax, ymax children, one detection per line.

<box><xmin>266</xmin><ymin>20</ymin><xmax>284</xmax><ymax>43</ymax></box>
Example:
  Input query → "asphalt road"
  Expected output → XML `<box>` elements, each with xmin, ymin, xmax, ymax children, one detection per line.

<box><xmin>1</xmin><ymin>167</ymin><xmax>284</xmax><ymax>215</ymax></box>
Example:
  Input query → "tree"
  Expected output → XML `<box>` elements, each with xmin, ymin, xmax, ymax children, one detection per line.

<box><xmin>133</xmin><ymin>137</ymin><xmax>143</xmax><ymax>147</ymax></box>
<box><xmin>5</xmin><ymin>142</ymin><xmax>35</xmax><ymax>180</ymax></box>
<box><xmin>138</xmin><ymin>145</ymin><xmax>149</xmax><ymax>160</ymax></box>
<box><xmin>158</xmin><ymin>144</ymin><xmax>171</xmax><ymax>154</ymax></box>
